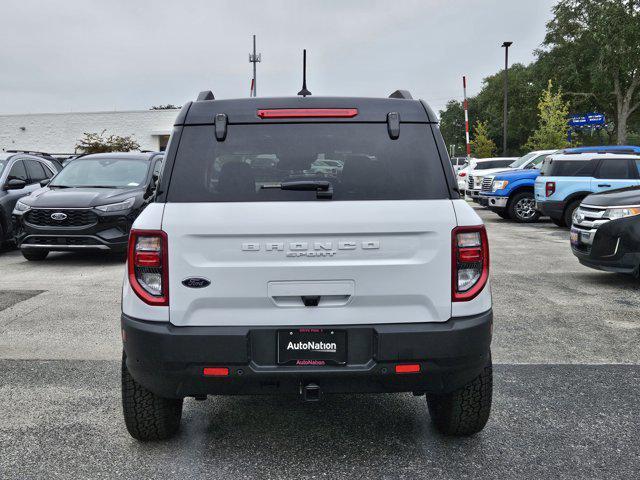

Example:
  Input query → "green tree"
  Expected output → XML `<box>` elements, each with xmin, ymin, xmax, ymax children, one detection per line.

<box><xmin>438</xmin><ymin>63</ymin><xmax>546</xmax><ymax>155</ymax></box>
<box><xmin>525</xmin><ymin>80</ymin><xmax>571</xmax><ymax>150</ymax></box>
<box><xmin>471</xmin><ymin>121</ymin><xmax>497</xmax><ymax>158</ymax></box>
<box><xmin>438</xmin><ymin>100</ymin><xmax>467</xmax><ymax>156</ymax></box>
<box><xmin>539</xmin><ymin>0</ymin><xmax>640</xmax><ymax>144</ymax></box>
<box><xmin>76</xmin><ymin>130</ymin><xmax>140</xmax><ymax>154</ymax></box>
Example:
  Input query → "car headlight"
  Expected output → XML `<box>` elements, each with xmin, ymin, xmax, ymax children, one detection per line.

<box><xmin>604</xmin><ymin>207</ymin><xmax>640</xmax><ymax>220</ymax></box>
<box><xmin>492</xmin><ymin>180</ymin><xmax>509</xmax><ymax>192</ymax></box>
<box><xmin>95</xmin><ymin>197</ymin><xmax>136</xmax><ymax>212</ymax></box>
<box><xmin>13</xmin><ymin>200</ymin><xmax>31</xmax><ymax>213</ymax></box>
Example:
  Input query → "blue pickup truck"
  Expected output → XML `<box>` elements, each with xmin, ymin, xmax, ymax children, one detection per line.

<box><xmin>478</xmin><ymin>150</ymin><xmax>556</xmax><ymax>222</ymax></box>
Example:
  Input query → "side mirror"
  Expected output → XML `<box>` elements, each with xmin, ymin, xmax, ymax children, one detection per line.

<box><xmin>4</xmin><ymin>178</ymin><xmax>27</xmax><ymax>190</ymax></box>
<box><xmin>40</xmin><ymin>178</ymin><xmax>51</xmax><ymax>187</ymax></box>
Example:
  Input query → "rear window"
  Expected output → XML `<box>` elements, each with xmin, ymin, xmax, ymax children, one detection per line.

<box><xmin>540</xmin><ymin>159</ymin><xmax>595</xmax><ymax>177</ymax></box>
<box><xmin>167</xmin><ymin>123</ymin><xmax>449</xmax><ymax>202</ymax></box>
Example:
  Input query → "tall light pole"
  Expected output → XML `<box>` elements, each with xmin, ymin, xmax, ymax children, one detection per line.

<box><xmin>501</xmin><ymin>41</ymin><xmax>513</xmax><ymax>156</ymax></box>
<box><xmin>249</xmin><ymin>35</ymin><xmax>261</xmax><ymax>97</ymax></box>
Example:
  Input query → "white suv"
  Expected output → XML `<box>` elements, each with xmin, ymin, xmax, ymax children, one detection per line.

<box><xmin>120</xmin><ymin>91</ymin><xmax>493</xmax><ymax>441</ymax></box>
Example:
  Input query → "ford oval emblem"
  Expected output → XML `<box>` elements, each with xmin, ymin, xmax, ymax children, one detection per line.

<box><xmin>51</xmin><ymin>212</ymin><xmax>67</xmax><ymax>221</ymax></box>
<box><xmin>182</xmin><ymin>277</ymin><xmax>211</xmax><ymax>289</ymax></box>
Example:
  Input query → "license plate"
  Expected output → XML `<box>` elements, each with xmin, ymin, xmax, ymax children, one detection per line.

<box><xmin>277</xmin><ymin>329</ymin><xmax>347</xmax><ymax>366</ymax></box>
<box><xmin>570</xmin><ymin>229</ymin><xmax>581</xmax><ymax>246</ymax></box>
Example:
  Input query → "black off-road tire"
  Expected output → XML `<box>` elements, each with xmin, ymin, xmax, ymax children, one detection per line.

<box><xmin>121</xmin><ymin>353</ymin><xmax>183</xmax><ymax>441</ymax></box>
<box><xmin>426</xmin><ymin>360</ymin><xmax>493</xmax><ymax>436</ymax></box>
<box><xmin>550</xmin><ymin>216</ymin><xmax>566</xmax><ymax>227</ymax></box>
<box><xmin>563</xmin><ymin>199</ymin><xmax>582</xmax><ymax>228</ymax></box>
<box><xmin>507</xmin><ymin>191</ymin><xmax>540</xmax><ymax>223</ymax></box>
<box><xmin>21</xmin><ymin>249</ymin><xmax>49</xmax><ymax>261</ymax></box>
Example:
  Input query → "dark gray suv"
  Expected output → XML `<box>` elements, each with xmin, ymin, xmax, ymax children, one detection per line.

<box><xmin>0</xmin><ymin>152</ymin><xmax>62</xmax><ymax>246</ymax></box>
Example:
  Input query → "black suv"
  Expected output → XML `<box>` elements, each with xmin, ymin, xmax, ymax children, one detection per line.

<box><xmin>0</xmin><ymin>152</ymin><xmax>62</xmax><ymax>246</ymax></box>
<box><xmin>13</xmin><ymin>152</ymin><xmax>163</xmax><ymax>260</ymax></box>
<box><xmin>571</xmin><ymin>186</ymin><xmax>640</xmax><ymax>276</ymax></box>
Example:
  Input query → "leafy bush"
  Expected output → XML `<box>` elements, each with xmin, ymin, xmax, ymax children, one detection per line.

<box><xmin>76</xmin><ymin>130</ymin><xmax>140</xmax><ymax>154</ymax></box>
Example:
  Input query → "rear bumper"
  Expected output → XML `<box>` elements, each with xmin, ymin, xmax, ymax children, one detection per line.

<box><xmin>122</xmin><ymin>310</ymin><xmax>493</xmax><ymax>399</ymax></box>
<box><xmin>536</xmin><ymin>200</ymin><xmax>565</xmax><ymax>220</ymax></box>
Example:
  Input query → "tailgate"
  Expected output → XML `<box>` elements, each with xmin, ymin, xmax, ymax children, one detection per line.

<box><xmin>163</xmin><ymin>200</ymin><xmax>455</xmax><ymax>327</ymax></box>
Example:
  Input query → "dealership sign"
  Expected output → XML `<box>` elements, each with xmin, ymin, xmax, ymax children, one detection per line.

<box><xmin>568</xmin><ymin>113</ymin><xmax>606</xmax><ymax>127</ymax></box>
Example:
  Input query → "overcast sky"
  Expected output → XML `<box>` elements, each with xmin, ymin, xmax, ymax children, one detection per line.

<box><xmin>0</xmin><ymin>0</ymin><xmax>556</xmax><ymax>116</ymax></box>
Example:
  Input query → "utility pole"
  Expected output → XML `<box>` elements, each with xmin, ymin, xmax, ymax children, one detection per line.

<box><xmin>249</xmin><ymin>35</ymin><xmax>261</xmax><ymax>97</ymax></box>
<box><xmin>462</xmin><ymin>76</ymin><xmax>471</xmax><ymax>157</ymax></box>
<box><xmin>501</xmin><ymin>41</ymin><xmax>513</xmax><ymax>156</ymax></box>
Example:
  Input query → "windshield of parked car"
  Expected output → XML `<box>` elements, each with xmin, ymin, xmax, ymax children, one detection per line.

<box><xmin>474</xmin><ymin>160</ymin><xmax>513</xmax><ymax>170</ymax></box>
<box><xmin>509</xmin><ymin>152</ymin><xmax>537</xmax><ymax>169</ymax></box>
<box><xmin>49</xmin><ymin>158</ymin><xmax>149</xmax><ymax>188</ymax></box>
<box><xmin>0</xmin><ymin>160</ymin><xmax>6</xmax><ymax>177</ymax></box>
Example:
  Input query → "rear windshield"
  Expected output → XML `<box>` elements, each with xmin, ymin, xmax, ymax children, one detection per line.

<box><xmin>539</xmin><ymin>159</ymin><xmax>595</xmax><ymax>177</ymax></box>
<box><xmin>167</xmin><ymin>123</ymin><xmax>449</xmax><ymax>202</ymax></box>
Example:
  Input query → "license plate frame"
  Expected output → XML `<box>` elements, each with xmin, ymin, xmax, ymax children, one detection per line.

<box><xmin>277</xmin><ymin>328</ymin><xmax>347</xmax><ymax>366</ymax></box>
<box><xmin>570</xmin><ymin>229</ymin><xmax>579</xmax><ymax>246</ymax></box>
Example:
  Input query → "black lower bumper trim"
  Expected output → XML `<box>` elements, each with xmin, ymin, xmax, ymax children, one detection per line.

<box><xmin>537</xmin><ymin>200</ymin><xmax>565</xmax><ymax>220</ymax></box>
<box><xmin>122</xmin><ymin>310</ymin><xmax>493</xmax><ymax>399</ymax></box>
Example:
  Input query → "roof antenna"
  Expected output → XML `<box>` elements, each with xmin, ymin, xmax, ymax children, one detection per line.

<box><xmin>297</xmin><ymin>49</ymin><xmax>311</xmax><ymax>97</ymax></box>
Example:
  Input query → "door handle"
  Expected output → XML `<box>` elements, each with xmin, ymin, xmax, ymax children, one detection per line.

<box><xmin>598</xmin><ymin>184</ymin><xmax>611</xmax><ymax>187</ymax></box>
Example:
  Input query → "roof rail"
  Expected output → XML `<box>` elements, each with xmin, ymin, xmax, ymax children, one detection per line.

<box><xmin>5</xmin><ymin>149</ymin><xmax>58</xmax><ymax>160</ymax></box>
<box><xmin>389</xmin><ymin>90</ymin><xmax>413</xmax><ymax>100</ymax></box>
<box><xmin>6</xmin><ymin>149</ymin><xmax>51</xmax><ymax>155</ymax></box>
<box><xmin>196</xmin><ymin>90</ymin><xmax>215</xmax><ymax>101</ymax></box>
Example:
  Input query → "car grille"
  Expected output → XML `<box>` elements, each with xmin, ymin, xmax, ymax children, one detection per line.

<box><xmin>24</xmin><ymin>209</ymin><xmax>98</xmax><ymax>228</ymax></box>
<box><xmin>572</xmin><ymin>206</ymin><xmax>609</xmax><ymax>230</ymax></box>
<box><xmin>481</xmin><ymin>176</ymin><xmax>494</xmax><ymax>192</ymax></box>
<box><xmin>467</xmin><ymin>176</ymin><xmax>474</xmax><ymax>189</ymax></box>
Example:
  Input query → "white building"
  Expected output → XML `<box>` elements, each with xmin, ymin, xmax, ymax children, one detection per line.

<box><xmin>0</xmin><ymin>109</ymin><xmax>180</xmax><ymax>154</ymax></box>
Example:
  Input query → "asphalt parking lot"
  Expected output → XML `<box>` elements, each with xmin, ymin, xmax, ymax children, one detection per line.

<box><xmin>1</xmin><ymin>207</ymin><xmax>639</xmax><ymax>479</ymax></box>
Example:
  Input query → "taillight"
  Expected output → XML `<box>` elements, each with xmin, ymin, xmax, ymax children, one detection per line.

<box><xmin>452</xmin><ymin>226</ymin><xmax>489</xmax><ymax>302</ymax></box>
<box><xmin>459</xmin><ymin>172</ymin><xmax>467</xmax><ymax>177</ymax></box>
<box><xmin>545</xmin><ymin>181</ymin><xmax>556</xmax><ymax>197</ymax></box>
<box><xmin>128</xmin><ymin>229</ymin><xmax>168</xmax><ymax>306</ymax></box>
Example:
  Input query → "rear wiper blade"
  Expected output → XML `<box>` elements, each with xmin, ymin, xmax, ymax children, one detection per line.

<box><xmin>261</xmin><ymin>181</ymin><xmax>333</xmax><ymax>199</ymax></box>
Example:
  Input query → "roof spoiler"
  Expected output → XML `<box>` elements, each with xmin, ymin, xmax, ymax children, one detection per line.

<box><xmin>196</xmin><ymin>90</ymin><xmax>215</xmax><ymax>101</ymax></box>
<box><xmin>388</xmin><ymin>90</ymin><xmax>413</xmax><ymax>100</ymax></box>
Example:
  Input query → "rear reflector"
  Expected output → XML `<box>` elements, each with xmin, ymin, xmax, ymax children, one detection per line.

<box><xmin>134</xmin><ymin>251</ymin><xmax>161</xmax><ymax>267</ymax></box>
<box><xmin>203</xmin><ymin>367</ymin><xmax>229</xmax><ymax>377</ymax></box>
<box><xmin>257</xmin><ymin>108</ymin><xmax>358</xmax><ymax>119</ymax></box>
<box><xmin>395</xmin><ymin>364</ymin><xmax>421</xmax><ymax>374</ymax></box>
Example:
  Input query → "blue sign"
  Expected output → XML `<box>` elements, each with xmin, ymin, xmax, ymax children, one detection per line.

<box><xmin>568</xmin><ymin>113</ymin><xmax>606</xmax><ymax>127</ymax></box>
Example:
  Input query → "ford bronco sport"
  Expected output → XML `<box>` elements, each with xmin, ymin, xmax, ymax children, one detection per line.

<box><xmin>121</xmin><ymin>90</ymin><xmax>493</xmax><ymax>441</ymax></box>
